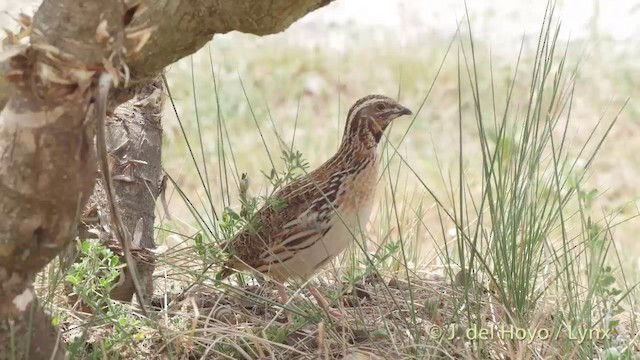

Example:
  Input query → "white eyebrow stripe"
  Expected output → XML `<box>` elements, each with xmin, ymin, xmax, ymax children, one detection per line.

<box><xmin>345</xmin><ymin>96</ymin><xmax>386</xmax><ymax>126</ymax></box>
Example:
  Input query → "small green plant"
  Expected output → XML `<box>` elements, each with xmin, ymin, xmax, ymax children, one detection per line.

<box><xmin>64</xmin><ymin>239</ymin><xmax>146</xmax><ymax>358</ymax></box>
<box><xmin>167</xmin><ymin>116</ymin><xmax>314</xmax><ymax>286</ymax></box>
<box><xmin>66</xmin><ymin>239</ymin><xmax>122</xmax><ymax>310</ymax></box>
<box><xmin>262</xmin><ymin>149</ymin><xmax>310</xmax><ymax>191</ymax></box>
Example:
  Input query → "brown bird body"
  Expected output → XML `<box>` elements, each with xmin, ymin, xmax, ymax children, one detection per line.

<box><xmin>219</xmin><ymin>94</ymin><xmax>412</xmax><ymax>317</ymax></box>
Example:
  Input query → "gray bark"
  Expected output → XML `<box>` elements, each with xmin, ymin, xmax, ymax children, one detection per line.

<box><xmin>77</xmin><ymin>78</ymin><xmax>164</xmax><ymax>305</ymax></box>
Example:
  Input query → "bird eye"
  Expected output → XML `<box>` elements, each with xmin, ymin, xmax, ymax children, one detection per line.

<box><xmin>375</xmin><ymin>103</ymin><xmax>386</xmax><ymax>111</ymax></box>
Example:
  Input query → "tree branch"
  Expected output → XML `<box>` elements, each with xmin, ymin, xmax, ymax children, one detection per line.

<box><xmin>0</xmin><ymin>0</ymin><xmax>335</xmax><ymax>108</ymax></box>
<box><xmin>125</xmin><ymin>0</ymin><xmax>334</xmax><ymax>79</ymax></box>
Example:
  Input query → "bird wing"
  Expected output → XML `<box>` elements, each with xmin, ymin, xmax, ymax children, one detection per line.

<box><xmin>256</xmin><ymin>205</ymin><xmax>334</xmax><ymax>265</ymax></box>
<box><xmin>220</xmin><ymin>169</ymin><xmax>343</xmax><ymax>276</ymax></box>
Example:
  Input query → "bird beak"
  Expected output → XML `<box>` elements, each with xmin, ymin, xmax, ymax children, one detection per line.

<box><xmin>394</xmin><ymin>105</ymin><xmax>412</xmax><ymax>116</ymax></box>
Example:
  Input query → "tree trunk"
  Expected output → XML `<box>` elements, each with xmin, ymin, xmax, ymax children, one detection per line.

<box><xmin>0</xmin><ymin>297</ymin><xmax>64</xmax><ymax>360</ymax></box>
<box><xmin>76</xmin><ymin>77</ymin><xmax>164</xmax><ymax>305</ymax></box>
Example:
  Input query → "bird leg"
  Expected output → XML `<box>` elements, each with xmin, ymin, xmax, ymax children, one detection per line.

<box><xmin>276</xmin><ymin>282</ymin><xmax>294</xmax><ymax>323</ymax></box>
<box><xmin>276</xmin><ymin>283</ymin><xmax>345</xmax><ymax>322</ymax></box>
<box><xmin>307</xmin><ymin>285</ymin><xmax>346</xmax><ymax>319</ymax></box>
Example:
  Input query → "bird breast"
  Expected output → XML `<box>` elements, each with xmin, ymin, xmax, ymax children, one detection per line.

<box><xmin>334</xmin><ymin>158</ymin><xmax>378</xmax><ymax>228</ymax></box>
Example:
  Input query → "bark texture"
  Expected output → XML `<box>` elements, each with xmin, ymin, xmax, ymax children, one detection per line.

<box><xmin>123</xmin><ymin>0</ymin><xmax>334</xmax><ymax>79</ymax></box>
<box><xmin>79</xmin><ymin>78</ymin><xmax>164</xmax><ymax>304</ymax></box>
<box><xmin>0</xmin><ymin>297</ymin><xmax>64</xmax><ymax>360</ymax></box>
<box><xmin>0</xmin><ymin>1</ymin><xmax>127</xmax><ymax>358</ymax></box>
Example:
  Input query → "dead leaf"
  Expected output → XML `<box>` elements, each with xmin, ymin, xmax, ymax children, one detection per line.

<box><xmin>17</xmin><ymin>14</ymin><xmax>32</xmax><ymax>29</ymax></box>
<box><xmin>95</xmin><ymin>19</ymin><xmax>111</xmax><ymax>46</ymax></box>
<box><xmin>125</xmin><ymin>26</ymin><xmax>154</xmax><ymax>54</ymax></box>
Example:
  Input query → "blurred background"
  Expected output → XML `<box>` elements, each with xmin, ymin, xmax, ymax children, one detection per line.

<box><xmin>2</xmin><ymin>0</ymin><xmax>639</xmax><ymax>273</ymax></box>
<box><xmin>3</xmin><ymin>0</ymin><xmax>640</xmax><ymax>45</ymax></box>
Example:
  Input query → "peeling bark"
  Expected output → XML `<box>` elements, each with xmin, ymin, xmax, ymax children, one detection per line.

<box><xmin>78</xmin><ymin>78</ymin><xmax>164</xmax><ymax>304</ymax></box>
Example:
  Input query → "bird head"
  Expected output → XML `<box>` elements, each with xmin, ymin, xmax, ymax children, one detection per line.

<box><xmin>342</xmin><ymin>94</ymin><xmax>412</xmax><ymax>147</ymax></box>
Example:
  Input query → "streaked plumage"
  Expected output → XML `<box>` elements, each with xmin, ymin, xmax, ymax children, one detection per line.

<box><xmin>219</xmin><ymin>94</ymin><xmax>412</xmax><ymax>316</ymax></box>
